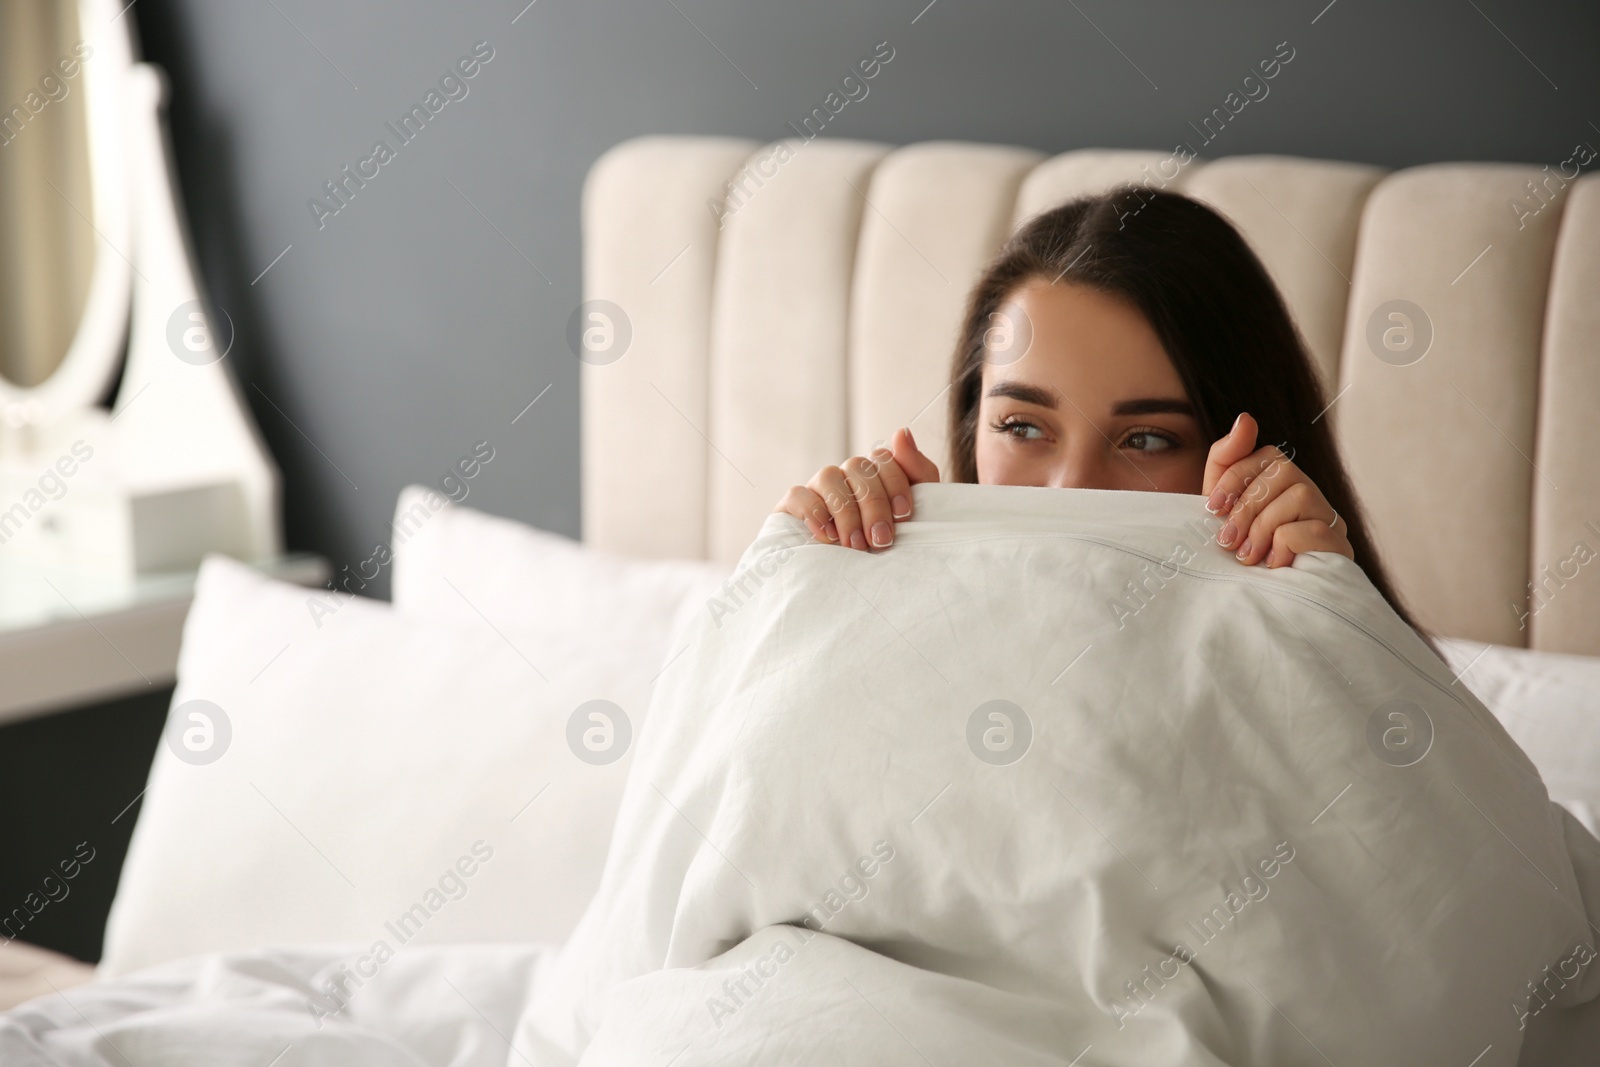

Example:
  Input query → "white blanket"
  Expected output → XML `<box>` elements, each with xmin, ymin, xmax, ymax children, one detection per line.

<box><xmin>522</xmin><ymin>484</ymin><xmax>1600</xmax><ymax>1065</ymax></box>
<box><xmin>0</xmin><ymin>942</ymin><xmax>553</xmax><ymax>1066</ymax></box>
<box><xmin>7</xmin><ymin>484</ymin><xmax>1600</xmax><ymax>1066</ymax></box>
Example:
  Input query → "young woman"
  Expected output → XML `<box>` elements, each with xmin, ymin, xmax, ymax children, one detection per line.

<box><xmin>774</xmin><ymin>186</ymin><xmax>1424</xmax><ymax>634</ymax></box>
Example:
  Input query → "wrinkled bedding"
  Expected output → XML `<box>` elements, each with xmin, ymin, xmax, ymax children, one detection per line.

<box><xmin>8</xmin><ymin>484</ymin><xmax>1600</xmax><ymax>1066</ymax></box>
<box><xmin>0</xmin><ymin>942</ymin><xmax>552</xmax><ymax>1066</ymax></box>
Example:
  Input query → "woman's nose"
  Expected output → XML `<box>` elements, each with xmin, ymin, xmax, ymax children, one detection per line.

<box><xmin>1047</xmin><ymin>448</ymin><xmax>1117</xmax><ymax>491</ymax></box>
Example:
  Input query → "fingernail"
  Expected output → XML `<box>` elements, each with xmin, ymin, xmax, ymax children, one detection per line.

<box><xmin>871</xmin><ymin>521</ymin><xmax>892</xmax><ymax>547</ymax></box>
<box><xmin>1236</xmin><ymin>539</ymin><xmax>1252</xmax><ymax>561</ymax></box>
<box><xmin>1205</xmin><ymin>488</ymin><xmax>1225</xmax><ymax>514</ymax></box>
<box><xmin>904</xmin><ymin>427</ymin><xmax>917</xmax><ymax>449</ymax></box>
<box><xmin>849</xmin><ymin>530</ymin><xmax>867</xmax><ymax>551</ymax></box>
<box><xmin>1231</xmin><ymin>413</ymin><xmax>1244</xmax><ymax>434</ymax></box>
<box><xmin>892</xmin><ymin>495</ymin><xmax>911</xmax><ymax>519</ymax></box>
<box><xmin>822</xmin><ymin>520</ymin><xmax>838</xmax><ymax>542</ymax></box>
<box><xmin>1218</xmin><ymin>522</ymin><xmax>1237</xmax><ymax>548</ymax></box>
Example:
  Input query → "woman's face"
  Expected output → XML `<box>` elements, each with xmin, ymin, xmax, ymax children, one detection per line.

<box><xmin>974</xmin><ymin>279</ymin><xmax>1207</xmax><ymax>494</ymax></box>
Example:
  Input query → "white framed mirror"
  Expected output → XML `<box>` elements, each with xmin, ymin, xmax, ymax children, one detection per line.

<box><xmin>0</xmin><ymin>0</ymin><xmax>281</xmax><ymax>578</ymax></box>
<box><xmin>0</xmin><ymin>0</ymin><xmax>130</xmax><ymax>425</ymax></box>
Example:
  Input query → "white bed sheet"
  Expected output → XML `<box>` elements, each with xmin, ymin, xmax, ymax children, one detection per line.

<box><xmin>7</xmin><ymin>484</ymin><xmax>1600</xmax><ymax>1066</ymax></box>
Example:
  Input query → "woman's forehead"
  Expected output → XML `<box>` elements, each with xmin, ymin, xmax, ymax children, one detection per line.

<box><xmin>983</xmin><ymin>281</ymin><xmax>1188</xmax><ymax>404</ymax></box>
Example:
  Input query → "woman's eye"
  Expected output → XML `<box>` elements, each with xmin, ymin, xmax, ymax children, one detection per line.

<box><xmin>995</xmin><ymin>418</ymin><xmax>1044</xmax><ymax>440</ymax></box>
<box><xmin>1124</xmin><ymin>431</ymin><xmax>1176</xmax><ymax>453</ymax></box>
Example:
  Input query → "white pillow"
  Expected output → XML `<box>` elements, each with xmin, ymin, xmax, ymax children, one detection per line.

<box><xmin>100</xmin><ymin>554</ymin><xmax>684</xmax><ymax>976</ymax></box>
<box><xmin>389</xmin><ymin>485</ymin><xmax>730</xmax><ymax>654</ymax></box>
<box><xmin>1437</xmin><ymin>636</ymin><xmax>1600</xmax><ymax>837</ymax></box>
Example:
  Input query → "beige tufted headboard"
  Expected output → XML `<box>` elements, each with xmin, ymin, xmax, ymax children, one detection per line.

<box><xmin>579</xmin><ymin>135</ymin><xmax>1600</xmax><ymax>656</ymax></box>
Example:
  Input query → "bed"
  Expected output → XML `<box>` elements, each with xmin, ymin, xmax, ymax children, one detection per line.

<box><xmin>5</xmin><ymin>137</ymin><xmax>1599</xmax><ymax>1066</ymax></box>
<box><xmin>580</xmin><ymin>137</ymin><xmax>1600</xmax><ymax>656</ymax></box>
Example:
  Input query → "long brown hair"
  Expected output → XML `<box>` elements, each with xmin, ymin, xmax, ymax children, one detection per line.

<box><xmin>947</xmin><ymin>186</ymin><xmax>1426</xmax><ymax>638</ymax></box>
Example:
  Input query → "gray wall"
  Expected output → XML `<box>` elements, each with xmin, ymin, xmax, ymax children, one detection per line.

<box><xmin>136</xmin><ymin>0</ymin><xmax>1598</xmax><ymax>599</ymax></box>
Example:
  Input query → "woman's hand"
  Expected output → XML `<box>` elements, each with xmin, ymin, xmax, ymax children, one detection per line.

<box><xmin>774</xmin><ymin>427</ymin><xmax>941</xmax><ymax>551</ymax></box>
<box><xmin>1202</xmin><ymin>413</ymin><xmax>1353</xmax><ymax>568</ymax></box>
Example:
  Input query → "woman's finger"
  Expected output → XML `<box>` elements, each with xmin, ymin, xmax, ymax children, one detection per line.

<box><xmin>865</xmin><ymin>446</ymin><xmax>915</xmax><ymax>523</ymax></box>
<box><xmin>1202</xmin><ymin>413</ymin><xmax>1257</xmax><ymax>501</ymax></box>
<box><xmin>776</xmin><ymin>484</ymin><xmax>838</xmax><ymax>543</ymax></box>
<box><xmin>843</xmin><ymin>454</ymin><xmax>896</xmax><ymax>550</ymax></box>
<box><xmin>1236</xmin><ymin>481</ymin><xmax>1337</xmax><ymax>566</ymax></box>
<box><xmin>1214</xmin><ymin>445</ymin><xmax>1292</xmax><ymax>552</ymax></box>
<box><xmin>1208</xmin><ymin>437</ymin><xmax>1280</xmax><ymax>522</ymax></box>
<box><xmin>1262</xmin><ymin>516</ymin><xmax>1353</xmax><ymax>569</ymax></box>
<box><xmin>890</xmin><ymin>427</ymin><xmax>942</xmax><ymax>488</ymax></box>
<box><xmin>810</xmin><ymin>466</ymin><xmax>862</xmax><ymax>550</ymax></box>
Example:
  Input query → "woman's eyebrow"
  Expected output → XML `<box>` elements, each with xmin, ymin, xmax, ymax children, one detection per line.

<box><xmin>1111</xmin><ymin>397</ymin><xmax>1195</xmax><ymax>417</ymax></box>
<box><xmin>985</xmin><ymin>381</ymin><xmax>1059</xmax><ymax>408</ymax></box>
